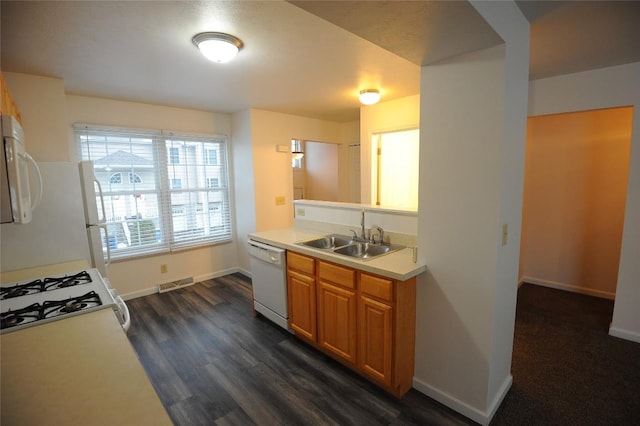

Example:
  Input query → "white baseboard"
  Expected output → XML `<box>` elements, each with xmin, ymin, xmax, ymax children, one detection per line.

<box><xmin>194</xmin><ymin>267</ymin><xmax>245</xmax><ymax>283</ymax></box>
<box><xmin>521</xmin><ymin>276</ymin><xmax>616</xmax><ymax>300</ymax></box>
<box><xmin>237</xmin><ymin>267</ymin><xmax>252</xmax><ymax>278</ymax></box>
<box><xmin>609</xmin><ymin>326</ymin><xmax>640</xmax><ymax>344</ymax></box>
<box><xmin>121</xmin><ymin>287</ymin><xmax>158</xmax><ymax>300</ymax></box>
<box><xmin>412</xmin><ymin>374</ymin><xmax>512</xmax><ymax>425</ymax></box>
<box><xmin>122</xmin><ymin>267</ymin><xmax>249</xmax><ymax>300</ymax></box>
<box><xmin>486</xmin><ymin>375</ymin><xmax>513</xmax><ymax>423</ymax></box>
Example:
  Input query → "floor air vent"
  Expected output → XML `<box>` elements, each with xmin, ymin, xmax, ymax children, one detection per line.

<box><xmin>158</xmin><ymin>277</ymin><xmax>195</xmax><ymax>293</ymax></box>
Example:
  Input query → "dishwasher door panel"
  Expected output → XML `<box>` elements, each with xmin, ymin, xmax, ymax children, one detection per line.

<box><xmin>248</xmin><ymin>240</ymin><xmax>289</xmax><ymax>330</ymax></box>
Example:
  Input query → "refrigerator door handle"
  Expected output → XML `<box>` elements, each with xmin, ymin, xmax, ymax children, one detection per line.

<box><xmin>94</xmin><ymin>177</ymin><xmax>106</xmax><ymax>224</ymax></box>
<box><xmin>100</xmin><ymin>224</ymin><xmax>111</xmax><ymax>268</ymax></box>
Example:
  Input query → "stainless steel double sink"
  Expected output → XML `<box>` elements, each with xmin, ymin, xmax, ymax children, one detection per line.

<box><xmin>298</xmin><ymin>234</ymin><xmax>404</xmax><ymax>260</ymax></box>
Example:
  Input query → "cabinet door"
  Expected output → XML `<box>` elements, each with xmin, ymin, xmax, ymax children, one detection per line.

<box><xmin>287</xmin><ymin>270</ymin><xmax>316</xmax><ymax>341</ymax></box>
<box><xmin>317</xmin><ymin>281</ymin><xmax>357</xmax><ymax>364</ymax></box>
<box><xmin>358</xmin><ymin>295</ymin><xmax>393</xmax><ymax>387</ymax></box>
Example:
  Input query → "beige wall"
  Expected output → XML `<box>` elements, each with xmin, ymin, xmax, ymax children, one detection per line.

<box><xmin>415</xmin><ymin>1</ymin><xmax>530</xmax><ymax>423</ymax></box>
<box><xmin>339</xmin><ymin>120</ymin><xmax>360</xmax><ymax>202</ymax></box>
<box><xmin>1</xmin><ymin>72</ymin><xmax>241</xmax><ymax>298</ymax></box>
<box><xmin>416</xmin><ymin>44</ymin><xmax>506</xmax><ymax>418</ymax></box>
<box><xmin>360</xmin><ymin>95</ymin><xmax>420</xmax><ymax>205</ymax></box>
<box><xmin>520</xmin><ymin>107</ymin><xmax>633</xmax><ymax>298</ymax></box>
<box><xmin>233</xmin><ymin>109</ymin><xmax>356</xmax><ymax>273</ymax></box>
<box><xmin>248</xmin><ymin>109</ymin><xmax>351</xmax><ymax>232</ymax></box>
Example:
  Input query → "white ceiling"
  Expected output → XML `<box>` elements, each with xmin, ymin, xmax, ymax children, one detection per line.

<box><xmin>2</xmin><ymin>1</ymin><xmax>639</xmax><ymax>123</ymax></box>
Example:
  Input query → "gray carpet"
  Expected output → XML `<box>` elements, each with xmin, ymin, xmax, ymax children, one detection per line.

<box><xmin>491</xmin><ymin>284</ymin><xmax>640</xmax><ymax>425</ymax></box>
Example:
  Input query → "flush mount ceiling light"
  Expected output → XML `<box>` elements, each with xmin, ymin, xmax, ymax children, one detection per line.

<box><xmin>359</xmin><ymin>89</ymin><xmax>381</xmax><ymax>105</ymax></box>
<box><xmin>192</xmin><ymin>32</ymin><xmax>243</xmax><ymax>63</ymax></box>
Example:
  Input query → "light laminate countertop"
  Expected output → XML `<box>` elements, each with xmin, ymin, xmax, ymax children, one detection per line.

<box><xmin>249</xmin><ymin>227</ymin><xmax>426</xmax><ymax>281</ymax></box>
<box><xmin>0</xmin><ymin>309</ymin><xmax>172</xmax><ymax>426</ymax></box>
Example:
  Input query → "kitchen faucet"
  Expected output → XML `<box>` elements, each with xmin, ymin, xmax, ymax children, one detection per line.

<box><xmin>370</xmin><ymin>225</ymin><xmax>384</xmax><ymax>245</ymax></box>
<box><xmin>360</xmin><ymin>209</ymin><xmax>366</xmax><ymax>240</ymax></box>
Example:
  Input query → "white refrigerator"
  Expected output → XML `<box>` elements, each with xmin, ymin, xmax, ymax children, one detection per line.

<box><xmin>78</xmin><ymin>160</ymin><xmax>110</xmax><ymax>277</ymax></box>
<box><xmin>0</xmin><ymin>161</ymin><xmax>110</xmax><ymax>275</ymax></box>
<box><xmin>0</xmin><ymin>162</ymin><xmax>92</xmax><ymax>272</ymax></box>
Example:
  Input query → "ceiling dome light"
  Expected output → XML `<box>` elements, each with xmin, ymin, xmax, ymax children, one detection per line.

<box><xmin>192</xmin><ymin>32</ymin><xmax>243</xmax><ymax>63</ymax></box>
<box><xmin>359</xmin><ymin>89</ymin><xmax>381</xmax><ymax>105</ymax></box>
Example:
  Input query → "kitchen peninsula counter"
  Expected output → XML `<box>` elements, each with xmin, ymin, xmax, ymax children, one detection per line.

<box><xmin>0</xmin><ymin>309</ymin><xmax>172</xmax><ymax>425</ymax></box>
<box><xmin>249</xmin><ymin>227</ymin><xmax>426</xmax><ymax>281</ymax></box>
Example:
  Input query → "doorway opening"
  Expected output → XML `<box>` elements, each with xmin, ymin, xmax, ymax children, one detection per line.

<box><xmin>371</xmin><ymin>128</ymin><xmax>420</xmax><ymax>210</ymax></box>
<box><xmin>519</xmin><ymin>106</ymin><xmax>634</xmax><ymax>322</ymax></box>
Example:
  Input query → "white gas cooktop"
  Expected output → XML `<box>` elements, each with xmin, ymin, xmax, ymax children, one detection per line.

<box><xmin>0</xmin><ymin>268</ymin><xmax>116</xmax><ymax>334</ymax></box>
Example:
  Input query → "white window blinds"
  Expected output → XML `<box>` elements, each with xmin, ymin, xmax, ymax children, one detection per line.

<box><xmin>75</xmin><ymin>124</ymin><xmax>233</xmax><ymax>260</ymax></box>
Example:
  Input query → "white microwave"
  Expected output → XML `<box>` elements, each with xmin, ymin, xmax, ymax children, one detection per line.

<box><xmin>1</xmin><ymin>115</ymin><xmax>42</xmax><ymax>224</ymax></box>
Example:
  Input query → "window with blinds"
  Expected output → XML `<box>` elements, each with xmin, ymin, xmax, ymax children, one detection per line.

<box><xmin>76</xmin><ymin>125</ymin><xmax>232</xmax><ymax>260</ymax></box>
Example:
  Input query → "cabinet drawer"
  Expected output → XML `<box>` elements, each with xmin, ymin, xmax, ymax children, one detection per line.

<box><xmin>319</xmin><ymin>261</ymin><xmax>355</xmax><ymax>289</ymax></box>
<box><xmin>287</xmin><ymin>251</ymin><xmax>315</xmax><ymax>275</ymax></box>
<box><xmin>360</xmin><ymin>273</ymin><xmax>394</xmax><ymax>302</ymax></box>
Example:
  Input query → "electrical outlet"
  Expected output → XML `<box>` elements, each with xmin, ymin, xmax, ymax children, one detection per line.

<box><xmin>160</xmin><ymin>264</ymin><xmax>168</xmax><ymax>273</ymax></box>
<box><xmin>501</xmin><ymin>224</ymin><xmax>508</xmax><ymax>246</ymax></box>
<box><xmin>275</xmin><ymin>196</ymin><xmax>285</xmax><ymax>206</ymax></box>
<box><xmin>296</xmin><ymin>208</ymin><xmax>305</xmax><ymax>216</ymax></box>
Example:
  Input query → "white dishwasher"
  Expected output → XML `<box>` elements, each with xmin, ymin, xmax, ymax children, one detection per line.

<box><xmin>248</xmin><ymin>239</ymin><xmax>289</xmax><ymax>331</ymax></box>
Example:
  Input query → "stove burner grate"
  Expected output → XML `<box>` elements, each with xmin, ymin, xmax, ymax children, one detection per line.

<box><xmin>0</xmin><ymin>271</ymin><xmax>92</xmax><ymax>300</ymax></box>
<box><xmin>0</xmin><ymin>303</ymin><xmax>41</xmax><ymax>329</ymax></box>
<box><xmin>60</xmin><ymin>301</ymin><xmax>87</xmax><ymax>314</ymax></box>
<box><xmin>1</xmin><ymin>291</ymin><xmax>103</xmax><ymax>330</ymax></box>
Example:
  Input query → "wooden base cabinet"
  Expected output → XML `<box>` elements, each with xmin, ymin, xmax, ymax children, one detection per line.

<box><xmin>317</xmin><ymin>261</ymin><xmax>357</xmax><ymax>365</ymax></box>
<box><xmin>358</xmin><ymin>272</ymin><xmax>416</xmax><ymax>396</ymax></box>
<box><xmin>286</xmin><ymin>251</ymin><xmax>417</xmax><ymax>398</ymax></box>
<box><xmin>287</xmin><ymin>252</ymin><xmax>316</xmax><ymax>341</ymax></box>
<box><xmin>358</xmin><ymin>295</ymin><xmax>393</xmax><ymax>387</ymax></box>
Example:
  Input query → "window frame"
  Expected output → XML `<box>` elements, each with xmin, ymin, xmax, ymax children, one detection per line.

<box><xmin>75</xmin><ymin>124</ymin><xmax>233</xmax><ymax>260</ymax></box>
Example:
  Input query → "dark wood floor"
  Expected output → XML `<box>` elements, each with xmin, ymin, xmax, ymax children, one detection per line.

<box><xmin>127</xmin><ymin>275</ymin><xmax>640</xmax><ymax>425</ymax></box>
<box><xmin>126</xmin><ymin>274</ymin><xmax>473</xmax><ymax>426</ymax></box>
